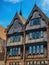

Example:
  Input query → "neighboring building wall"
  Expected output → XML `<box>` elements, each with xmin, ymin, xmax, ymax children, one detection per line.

<box><xmin>0</xmin><ymin>26</ymin><xmax>6</xmax><ymax>65</ymax></box>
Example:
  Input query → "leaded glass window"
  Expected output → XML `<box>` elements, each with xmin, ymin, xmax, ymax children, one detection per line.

<box><xmin>29</xmin><ymin>31</ymin><xmax>44</xmax><ymax>39</ymax></box>
<box><xmin>30</xmin><ymin>18</ymin><xmax>40</xmax><ymax>26</ymax></box>
<box><xmin>9</xmin><ymin>47</ymin><xmax>21</xmax><ymax>56</ymax></box>
<box><xmin>28</xmin><ymin>45</ymin><xmax>44</xmax><ymax>55</ymax></box>
<box><xmin>14</xmin><ymin>35</ymin><xmax>20</xmax><ymax>42</ymax></box>
<box><xmin>33</xmin><ymin>18</ymin><xmax>40</xmax><ymax>25</ymax></box>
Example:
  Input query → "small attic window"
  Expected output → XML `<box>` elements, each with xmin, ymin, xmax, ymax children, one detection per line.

<box><xmin>30</xmin><ymin>18</ymin><xmax>40</xmax><ymax>26</ymax></box>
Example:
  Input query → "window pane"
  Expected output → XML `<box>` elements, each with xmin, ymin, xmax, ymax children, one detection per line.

<box><xmin>9</xmin><ymin>48</ymin><xmax>13</xmax><ymax>56</ymax></box>
<box><xmin>28</xmin><ymin>46</ymin><xmax>32</xmax><ymax>54</ymax></box>
<box><xmin>33</xmin><ymin>19</ymin><xmax>40</xmax><ymax>25</ymax></box>
<box><xmin>29</xmin><ymin>33</ymin><xmax>33</xmax><ymax>39</ymax></box>
<box><xmin>36</xmin><ymin>46</ymin><xmax>40</xmax><ymax>54</ymax></box>
<box><xmin>15</xmin><ymin>48</ymin><xmax>18</xmax><ymax>55</ymax></box>
<box><xmin>10</xmin><ymin>36</ymin><xmax>14</xmax><ymax>43</ymax></box>
<box><xmin>33</xmin><ymin>46</ymin><xmax>36</xmax><ymax>54</ymax></box>
<box><xmin>40</xmin><ymin>31</ymin><xmax>44</xmax><ymax>38</ymax></box>
<box><xmin>18</xmin><ymin>47</ymin><xmax>21</xmax><ymax>55</ymax></box>
<box><xmin>30</xmin><ymin>20</ymin><xmax>33</xmax><ymax>26</ymax></box>
<box><xmin>13</xmin><ymin>48</ymin><xmax>15</xmax><ymax>56</ymax></box>
<box><xmin>14</xmin><ymin>36</ymin><xmax>20</xmax><ymax>42</ymax></box>
<box><xmin>40</xmin><ymin>45</ymin><xmax>44</xmax><ymax>53</ymax></box>
<box><xmin>32</xmin><ymin>32</ymin><xmax>40</xmax><ymax>39</ymax></box>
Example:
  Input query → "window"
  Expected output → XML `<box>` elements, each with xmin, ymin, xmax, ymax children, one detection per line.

<box><xmin>30</xmin><ymin>18</ymin><xmax>40</xmax><ymax>26</ymax></box>
<box><xmin>30</xmin><ymin>20</ymin><xmax>33</xmax><ymax>26</ymax></box>
<box><xmin>40</xmin><ymin>45</ymin><xmax>44</xmax><ymax>53</ymax></box>
<box><xmin>26</xmin><ymin>61</ymin><xmax>33</xmax><ymax>65</ymax></box>
<box><xmin>33</xmin><ymin>46</ymin><xmax>36</xmax><ymax>54</ymax></box>
<box><xmin>13</xmin><ymin>48</ymin><xmax>16</xmax><ymax>56</ymax></box>
<box><xmin>10</xmin><ymin>36</ymin><xmax>14</xmax><ymax>43</ymax></box>
<box><xmin>14</xmin><ymin>35</ymin><xmax>20</xmax><ymax>42</ymax></box>
<box><xmin>28</xmin><ymin>45</ymin><xmax>44</xmax><ymax>55</ymax></box>
<box><xmin>40</xmin><ymin>31</ymin><xmax>44</xmax><ymax>38</ymax></box>
<box><xmin>9</xmin><ymin>62</ymin><xmax>21</xmax><ymax>65</ymax></box>
<box><xmin>15</xmin><ymin>48</ymin><xmax>18</xmax><ymax>55</ymax></box>
<box><xmin>10</xmin><ymin>35</ymin><xmax>20</xmax><ymax>43</ymax></box>
<box><xmin>28</xmin><ymin>46</ymin><xmax>32</xmax><ymax>54</ymax></box>
<box><xmin>33</xmin><ymin>19</ymin><xmax>40</xmax><ymax>25</ymax></box>
<box><xmin>29</xmin><ymin>32</ymin><xmax>40</xmax><ymax>39</ymax></box>
<box><xmin>36</xmin><ymin>46</ymin><xmax>40</xmax><ymax>54</ymax></box>
<box><xmin>29</xmin><ymin>33</ymin><xmax>33</xmax><ymax>39</ymax></box>
<box><xmin>18</xmin><ymin>48</ymin><xmax>21</xmax><ymax>55</ymax></box>
<box><xmin>9</xmin><ymin>47</ymin><xmax>21</xmax><ymax>56</ymax></box>
<box><xmin>9</xmin><ymin>48</ymin><xmax>13</xmax><ymax>56</ymax></box>
<box><xmin>29</xmin><ymin>31</ymin><xmax>44</xmax><ymax>39</ymax></box>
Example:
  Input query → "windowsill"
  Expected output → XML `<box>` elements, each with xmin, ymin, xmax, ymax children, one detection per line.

<box><xmin>30</xmin><ymin>24</ymin><xmax>40</xmax><ymax>26</ymax></box>
<box><xmin>27</xmin><ymin>53</ymin><xmax>44</xmax><ymax>56</ymax></box>
<box><xmin>9</xmin><ymin>55</ymin><xmax>21</xmax><ymax>57</ymax></box>
<box><xmin>29</xmin><ymin>37</ymin><xmax>43</xmax><ymax>40</ymax></box>
<box><xmin>10</xmin><ymin>41</ymin><xmax>20</xmax><ymax>43</ymax></box>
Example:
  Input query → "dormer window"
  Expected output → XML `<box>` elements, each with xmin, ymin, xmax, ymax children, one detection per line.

<box><xmin>30</xmin><ymin>18</ymin><xmax>40</xmax><ymax>26</ymax></box>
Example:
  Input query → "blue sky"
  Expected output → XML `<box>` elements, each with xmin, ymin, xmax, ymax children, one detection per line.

<box><xmin>0</xmin><ymin>0</ymin><xmax>49</xmax><ymax>28</ymax></box>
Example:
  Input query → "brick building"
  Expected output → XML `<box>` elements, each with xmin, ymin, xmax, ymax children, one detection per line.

<box><xmin>6</xmin><ymin>4</ymin><xmax>49</xmax><ymax>65</ymax></box>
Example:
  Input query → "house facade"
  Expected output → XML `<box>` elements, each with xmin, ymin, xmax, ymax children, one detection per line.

<box><xmin>6</xmin><ymin>5</ymin><xmax>49</xmax><ymax>65</ymax></box>
<box><xmin>0</xmin><ymin>26</ymin><xmax>6</xmax><ymax>65</ymax></box>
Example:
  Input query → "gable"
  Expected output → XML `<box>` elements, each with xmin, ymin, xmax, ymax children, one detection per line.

<box><xmin>31</xmin><ymin>11</ymin><xmax>40</xmax><ymax>19</ymax></box>
<box><xmin>26</xmin><ymin>4</ymin><xmax>49</xmax><ymax>25</ymax></box>
<box><xmin>8</xmin><ymin>20</ymin><xmax>22</xmax><ymax>34</ymax></box>
<box><xmin>25</xmin><ymin>4</ymin><xmax>49</xmax><ymax>30</ymax></box>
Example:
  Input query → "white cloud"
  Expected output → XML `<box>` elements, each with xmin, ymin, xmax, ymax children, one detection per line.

<box><xmin>4</xmin><ymin>0</ymin><xmax>23</xmax><ymax>3</ymax></box>
<box><xmin>42</xmin><ymin>0</ymin><xmax>49</xmax><ymax>11</ymax></box>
